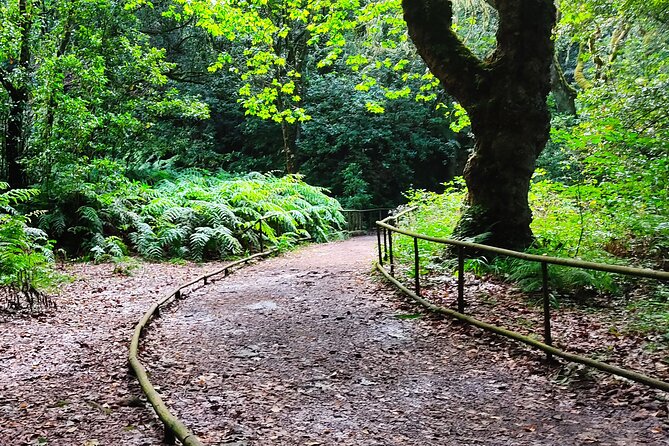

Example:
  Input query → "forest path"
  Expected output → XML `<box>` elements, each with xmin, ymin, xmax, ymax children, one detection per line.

<box><xmin>143</xmin><ymin>236</ymin><xmax>667</xmax><ymax>446</ymax></box>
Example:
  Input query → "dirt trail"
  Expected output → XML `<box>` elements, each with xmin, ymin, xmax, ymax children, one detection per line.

<box><xmin>143</xmin><ymin>236</ymin><xmax>669</xmax><ymax>446</ymax></box>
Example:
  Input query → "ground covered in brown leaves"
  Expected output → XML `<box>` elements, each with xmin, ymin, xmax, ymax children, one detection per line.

<box><xmin>0</xmin><ymin>260</ymin><xmax>227</xmax><ymax>446</ymax></box>
<box><xmin>141</xmin><ymin>236</ymin><xmax>669</xmax><ymax>445</ymax></box>
<box><xmin>2</xmin><ymin>237</ymin><xmax>668</xmax><ymax>445</ymax></box>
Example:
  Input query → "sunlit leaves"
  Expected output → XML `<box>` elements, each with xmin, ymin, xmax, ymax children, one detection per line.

<box><xmin>346</xmin><ymin>54</ymin><xmax>370</xmax><ymax>71</ymax></box>
<box><xmin>0</xmin><ymin>0</ymin><xmax>211</xmax><ymax>184</ymax></box>
<box><xmin>384</xmin><ymin>86</ymin><xmax>411</xmax><ymax>100</ymax></box>
<box><xmin>171</xmin><ymin>0</ymin><xmax>364</xmax><ymax>123</ymax></box>
<box><xmin>448</xmin><ymin>103</ymin><xmax>470</xmax><ymax>132</ymax></box>
<box><xmin>364</xmin><ymin>101</ymin><xmax>385</xmax><ymax>113</ymax></box>
<box><xmin>354</xmin><ymin>75</ymin><xmax>377</xmax><ymax>92</ymax></box>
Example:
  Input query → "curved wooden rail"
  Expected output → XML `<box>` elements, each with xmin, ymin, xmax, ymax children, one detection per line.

<box><xmin>128</xmin><ymin>246</ymin><xmax>286</xmax><ymax>445</ymax></box>
<box><xmin>376</xmin><ymin>262</ymin><xmax>669</xmax><ymax>392</ymax></box>
<box><xmin>375</xmin><ymin>212</ymin><xmax>669</xmax><ymax>392</ymax></box>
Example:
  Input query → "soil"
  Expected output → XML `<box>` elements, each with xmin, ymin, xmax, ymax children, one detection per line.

<box><xmin>141</xmin><ymin>236</ymin><xmax>669</xmax><ymax>445</ymax></box>
<box><xmin>1</xmin><ymin>236</ymin><xmax>668</xmax><ymax>445</ymax></box>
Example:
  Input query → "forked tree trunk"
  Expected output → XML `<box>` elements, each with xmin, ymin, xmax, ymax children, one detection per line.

<box><xmin>403</xmin><ymin>0</ymin><xmax>556</xmax><ymax>250</ymax></box>
<box><xmin>458</xmin><ymin>90</ymin><xmax>550</xmax><ymax>249</ymax></box>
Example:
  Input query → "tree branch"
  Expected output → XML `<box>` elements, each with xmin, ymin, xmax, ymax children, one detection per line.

<box><xmin>165</xmin><ymin>70</ymin><xmax>210</xmax><ymax>84</ymax></box>
<box><xmin>141</xmin><ymin>15</ymin><xmax>196</xmax><ymax>36</ymax></box>
<box><xmin>488</xmin><ymin>0</ymin><xmax>555</xmax><ymax>92</ymax></box>
<box><xmin>493</xmin><ymin>0</ymin><xmax>555</xmax><ymax>62</ymax></box>
<box><xmin>402</xmin><ymin>0</ymin><xmax>486</xmax><ymax>109</ymax></box>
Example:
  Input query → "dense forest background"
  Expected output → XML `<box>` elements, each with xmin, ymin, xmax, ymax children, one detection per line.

<box><xmin>1</xmin><ymin>0</ymin><xmax>667</xmax><ymax>304</ymax></box>
<box><xmin>1</xmin><ymin>0</ymin><xmax>477</xmax><ymax>208</ymax></box>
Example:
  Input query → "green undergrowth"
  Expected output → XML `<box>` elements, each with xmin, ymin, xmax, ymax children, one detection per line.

<box><xmin>37</xmin><ymin>160</ymin><xmax>345</xmax><ymax>263</ymax></box>
<box><xmin>393</xmin><ymin>173</ymin><xmax>668</xmax><ymax>334</ymax></box>
<box><xmin>0</xmin><ymin>183</ymin><xmax>64</xmax><ymax>312</ymax></box>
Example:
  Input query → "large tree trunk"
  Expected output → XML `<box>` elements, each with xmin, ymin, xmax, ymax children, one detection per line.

<box><xmin>458</xmin><ymin>93</ymin><xmax>550</xmax><ymax>249</ymax></box>
<box><xmin>403</xmin><ymin>0</ymin><xmax>555</xmax><ymax>250</ymax></box>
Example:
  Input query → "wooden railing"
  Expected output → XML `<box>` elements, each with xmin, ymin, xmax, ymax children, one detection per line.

<box><xmin>375</xmin><ymin>209</ymin><xmax>669</xmax><ymax>391</ymax></box>
<box><xmin>342</xmin><ymin>208</ymin><xmax>392</xmax><ymax>233</ymax></box>
<box><xmin>129</xmin><ymin>218</ymin><xmax>308</xmax><ymax>445</ymax></box>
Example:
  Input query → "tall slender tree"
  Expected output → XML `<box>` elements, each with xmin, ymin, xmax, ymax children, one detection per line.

<box><xmin>1</xmin><ymin>0</ymin><xmax>32</xmax><ymax>188</ymax></box>
<box><xmin>402</xmin><ymin>0</ymin><xmax>556</xmax><ymax>250</ymax></box>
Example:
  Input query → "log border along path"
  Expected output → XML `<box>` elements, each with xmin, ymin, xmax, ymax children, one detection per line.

<box><xmin>129</xmin><ymin>242</ymin><xmax>290</xmax><ymax>446</ymax></box>
<box><xmin>132</xmin><ymin>236</ymin><xmax>668</xmax><ymax>445</ymax></box>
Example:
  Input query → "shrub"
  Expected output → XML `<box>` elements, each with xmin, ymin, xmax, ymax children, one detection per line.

<box><xmin>37</xmin><ymin>160</ymin><xmax>345</xmax><ymax>262</ymax></box>
<box><xmin>0</xmin><ymin>183</ymin><xmax>60</xmax><ymax>313</ymax></box>
<box><xmin>392</xmin><ymin>173</ymin><xmax>665</xmax><ymax>298</ymax></box>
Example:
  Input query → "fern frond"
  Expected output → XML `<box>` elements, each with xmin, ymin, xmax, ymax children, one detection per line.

<box><xmin>189</xmin><ymin>227</ymin><xmax>213</xmax><ymax>261</ymax></box>
<box><xmin>158</xmin><ymin>226</ymin><xmax>188</xmax><ymax>248</ymax></box>
<box><xmin>162</xmin><ymin>206</ymin><xmax>194</xmax><ymax>224</ymax></box>
<box><xmin>212</xmin><ymin>225</ymin><xmax>243</xmax><ymax>255</ymax></box>
<box><xmin>78</xmin><ymin>206</ymin><xmax>104</xmax><ymax>234</ymax></box>
<box><xmin>1</xmin><ymin>188</ymin><xmax>40</xmax><ymax>205</ymax></box>
<box><xmin>129</xmin><ymin>223</ymin><xmax>163</xmax><ymax>260</ymax></box>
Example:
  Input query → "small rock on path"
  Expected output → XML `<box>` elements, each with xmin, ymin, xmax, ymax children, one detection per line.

<box><xmin>144</xmin><ymin>236</ymin><xmax>669</xmax><ymax>445</ymax></box>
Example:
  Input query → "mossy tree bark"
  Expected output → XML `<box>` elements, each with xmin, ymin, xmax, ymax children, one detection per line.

<box><xmin>550</xmin><ymin>54</ymin><xmax>577</xmax><ymax>116</ymax></box>
<box><xmin>402</xmin><ymin>0</ymin><xmax>556</xmax><ymax>250</ymax></box>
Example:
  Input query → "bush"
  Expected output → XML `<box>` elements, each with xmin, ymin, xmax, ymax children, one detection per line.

<box><xmin>393</xmin><ymin>172</ymin><xmax>666</xmax><ymax>297</ymax></box>
<box><xmin>37</xmin><ymin>160</ymin><xmax>345</xmax><ymax>262</ymax></box>
<box><xmin>0</xmin><ymin>183</ymin><xmax>60</xmax><ymax>313</ymax></box>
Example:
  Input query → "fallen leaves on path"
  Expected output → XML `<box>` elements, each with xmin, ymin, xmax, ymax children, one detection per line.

<box><xmin>0</xmin><ymin>260</ymin><xmax>225</xmax><ymax>446</ymax></box>
<box><xmin>142</xmin><ymin>236</ymin><xmax>669</xmax><ymax>445</ymax></box>
<box><xmin>3</xmin><ymin>238</ymin><xmax>668</xmax><ymax>445</ymax></box>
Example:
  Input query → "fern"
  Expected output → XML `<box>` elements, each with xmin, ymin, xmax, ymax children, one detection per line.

<box><xmin>105</xmin><ymin>236</ymin><xmax>127</xmax><ymax>259</ymax></box>
<box><xmin>162</xmin><ymin>206</ymin><xmax>194</xmax><ymax>225</ymax></box>
<box><xmin>37</xmin><ymin>162</ymin><xmax>343</xmax><ymax>262</ymax></box>
<box><xmin>38</xmin><ymin>210</ymin><xmax>67</xmax><ymax>236</ymax></box>
<box><xmin>0</xmin><ymin>187</ymin><xmax>40</xmax><ymax>206</ymax></box>
<box><xmin>78</xmin><ymin>206</ymin><xmax>104</xmax><ymax>234</ymax></box>
<box><xmin>194</xmin><ymin>202</ymin><xmax>237</xmax><ymax>227</ymax></box>
<box><xmin>159</xmin><ymin>226</ymin><xmax>188</xmax><ymax>247</ymax></box>
<box><xmin>87</xmin><ymin>234</ymin><xmax>128</xmax><ymax>262</ymax></box>
<box><xmin>503</xmin><ymin>258</ymin><xmax>618</xmax><ymax>297</ymax></box>
<box><xmin>142</xmin><ymin>197</ymin><xmax>175</xmax><ymax>218</ymax></box>
<box><xmin>212</xmin><ymin>225</ymin><xmax>243</xmax><ymax>256</ymax></box>
<box><xmin>189</xmin><ymin>227</ymin><xmax>213</xmax><ymax>261</ymax></box>
<box><xmin>129</xmin><ymin>222</ymin><xmax>163</xmax><ymax>260</ymax></box>
<box><xmin>0</xmin><ymin>185</ymin><xmax>60</xmax><ymax>313</ymax></box>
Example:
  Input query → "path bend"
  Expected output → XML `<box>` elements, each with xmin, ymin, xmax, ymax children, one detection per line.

<box><xmin>142</xmin><ymin>236</ymin><xmax>667</xmax><ymax>445</ymax></box>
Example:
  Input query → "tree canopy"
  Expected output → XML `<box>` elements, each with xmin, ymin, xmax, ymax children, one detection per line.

<box><xmin>0</xmin><ymin>0</ymin><xmax>666</xmax><ymax>271</ymax></box>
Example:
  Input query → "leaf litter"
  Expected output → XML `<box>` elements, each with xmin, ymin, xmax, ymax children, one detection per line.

<box><xmin>140</xmin><ymin>236</ymin><xmax>669</xmax><ymax>445</ymax></box>
<box><xmin>0</xmin><ymin>260</ymin><xmax>227</xmax><ymax>445</ymax></box>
